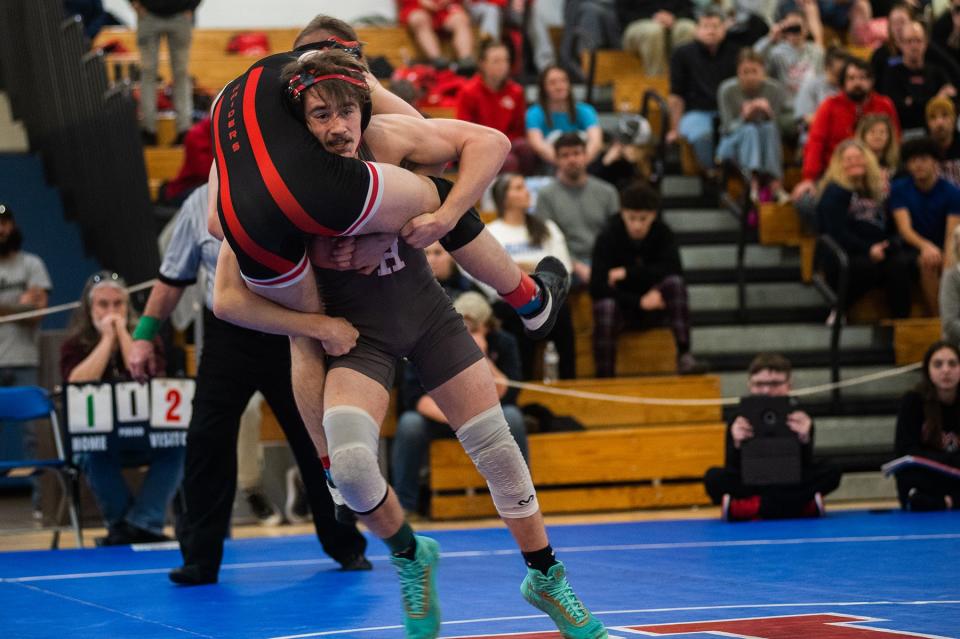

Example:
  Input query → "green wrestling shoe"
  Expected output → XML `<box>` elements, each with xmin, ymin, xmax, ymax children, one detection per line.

<box><xmin>521</xmin><ymin>561</ymin><xmax>607</xmax><ymax>639</ymax></box>
<box><xmin>390</xmin><ymin>535</ymin><xmax>441</xmax><ymax>639</ymax></box>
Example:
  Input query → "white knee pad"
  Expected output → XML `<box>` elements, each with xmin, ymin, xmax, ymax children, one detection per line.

<box><xmin>323</xmin><ymin>406</ymin><xmax>387</xmax><ymax>515</ymax></box>
<box><xmin>456</xmin><ymin>405</ymin><xmax>538</xmax><ymax>518</ymax></box>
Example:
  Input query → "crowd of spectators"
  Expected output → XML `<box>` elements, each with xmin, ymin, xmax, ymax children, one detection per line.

<box><xmin>15</xmin><ymin>1</ymin><xmax>960</xmax><ymax>551</ymax></box>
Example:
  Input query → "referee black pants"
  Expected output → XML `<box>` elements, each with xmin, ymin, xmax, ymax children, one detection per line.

<box><xmin>176</xmin><ymin>310</ymin><xmax>366</xmax><ymax>574</ymax></box>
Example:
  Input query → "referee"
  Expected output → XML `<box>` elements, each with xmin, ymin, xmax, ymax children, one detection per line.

<box><xmin>128</xmin><ymin>185</ymin><xmax>370</xmax><ymax>586</ymax></box>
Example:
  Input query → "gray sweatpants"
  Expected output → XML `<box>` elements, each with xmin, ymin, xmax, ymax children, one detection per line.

<box><xmin>137</xmin><ymin>10</ymin><xmax>193</xmax><ymax>133</ymax></box>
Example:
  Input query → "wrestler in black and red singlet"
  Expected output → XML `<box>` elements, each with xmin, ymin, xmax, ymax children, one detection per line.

<box><xmin>212</xmin><ymin>52</ymin><xmax>383</xmax><ymax>288</ymax></box>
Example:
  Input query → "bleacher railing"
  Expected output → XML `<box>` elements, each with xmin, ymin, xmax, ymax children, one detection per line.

<box><xmin>0</xmin><ymin>0</ymin><xmax>159</xmax><ymax>285</ymax></box>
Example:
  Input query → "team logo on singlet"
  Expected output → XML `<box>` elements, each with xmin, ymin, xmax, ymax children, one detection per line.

<box><xmin>377</xmin><ymin>239</ymin><xmax>407</xmax><ymax>277</ymax></box>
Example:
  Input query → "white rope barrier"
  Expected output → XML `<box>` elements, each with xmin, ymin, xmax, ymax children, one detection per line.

<box><xmin>0</xmin><ymin>279</ymin><xmax>158</xmax><ymax>324</ymax></box>
<box><xmin>1</xmin><ymin>276</ymin><xmax>923</xmax><ymax>405</ymax></box>
<box><xmin>495</xmin><ymin>361</ymin><xmax>923</xmax><ymax>407</ymax></box>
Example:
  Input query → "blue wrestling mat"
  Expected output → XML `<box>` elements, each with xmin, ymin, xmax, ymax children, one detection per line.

<box><xmin>1</xmin><ymin>510</ymin><xmax>958</xmax><ymax>638</ymax></box>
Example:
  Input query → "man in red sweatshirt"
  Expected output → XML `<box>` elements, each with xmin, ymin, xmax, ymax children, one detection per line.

<box><xmin>455</xmin><ymin>39</ymin><xmax>535</xmax><ymax>174</ymax></box>
<box><xmin>793</xmin><ymin>57</ymin><xmax>900</xmax><ymax>202</ymax></box>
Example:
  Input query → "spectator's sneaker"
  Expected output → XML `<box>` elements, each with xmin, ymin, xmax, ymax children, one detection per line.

<box><xmin>521</xmin><ymin>562</ymin><xmax>607</xmax><ymax>639</ymax></box>
<box><xmin>243</xmin><ymin>489</ymin><xmax>283</xmax><ymax>526</ymax></box>
<box><xmin>722</xmin><ymin>494</ymin><xmax>761</xmax><ymax>522</ymax></box>
<box><xmin>801</xmin><ymin>492</ymin><xmax>826</xmax><ymax>518</ymax></box>
<box><xmin>285</xmin><ymin>467</ymin><xmax>310</xmax><ymax>524</ymax></box>
<box><xmin>390</xmin><ymin>535</ymin><xmax>441</xmax><ymax>639</ymax></box>
<box><xmin>523</xmin><ymin>257</ymin><xmax>571</xmax><ymax>340</ymax></box>
<box><xmin>677</xmin><ymin>352</ymin><xmax>708</xmax><ymax>375</ymax></box>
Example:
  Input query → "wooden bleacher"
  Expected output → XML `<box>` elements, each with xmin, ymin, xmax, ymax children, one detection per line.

<box><xmin>143</xmin><ymin>145</ymin><xmax>184</xmax><ymax>200</ymax></box>
<box><xmin>568</xmin><ymin>288</ymin><xmax>678</xmax><ymax>376</ymax></box>
<box><xmin>430</xmin><ymin>374</ymin><xmax>725</xmax><ymax>519</ymax></box>
<box><xmin>884</xmin><ymin>318</ymin><xmax>943</xmax><ymax>365</ymax></box>
<box><xmin>758</xmin><ymin>202</ymin><xmax>816</xmax><ymax>283</ymax></box>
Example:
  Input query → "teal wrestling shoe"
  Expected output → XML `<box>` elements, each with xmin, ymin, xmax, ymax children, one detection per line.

<box><xmin>390</xmin><ymin>535</ymin><xmax>441</xmax><ymax>639</ymax></box>
<box><xmin>521</xmin><ymin>561</ymin><xmax>607</xmax><ymax>639</ymax></box>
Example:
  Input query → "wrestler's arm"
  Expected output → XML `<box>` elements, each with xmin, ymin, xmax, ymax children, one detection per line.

<box><xmin>373</xmin><ymin>115</ymin><xmax>510</xmax><ymax>247</ymax></box>
<box><xmin>212</xmin><ymin>242</ymin><xmax>358</xmax><ymax>355</ymax></box>
<box><xmin>207</xmin><ymin>163</ymin><xmax>225</xmax><ymax>240</ymax></box>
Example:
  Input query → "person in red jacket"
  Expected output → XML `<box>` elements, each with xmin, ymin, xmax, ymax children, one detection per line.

<box><xmin>793</xmin><ymin>57</ymin><xmax>901</xmax><ymax>203</ymax></box>
<box><xmin>455</xmin><ymin>39</ymin><xmax>536</xmax><ymax>175</ymax></box>
<box><xmin>158</xmin><ymin>116</ymin><xmax>211</xmax><ymax>207</ymax></box>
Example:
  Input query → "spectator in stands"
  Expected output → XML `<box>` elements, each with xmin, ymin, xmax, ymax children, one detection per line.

<box><xmin>590</xmin><ymin>181</ymin><xmax>705</xmax><ymax>376</ymax></box>
<box><xmin>855</xmin><ymin>113</ymin><xmax>899</xmax><ymax>191</ymax></box>
<box><xmin>391</xmin><ymin>292</ymin><xmax>528</xmax><ymax>518</ymax></box>
<box><xmin>880</xmin><ymin>21</ymin><xmax>956</xmax><ymax>135</ymax></box>
<box><xmin>134</xmin><ymin>0</ymin><xmax>199</xmax><ymax>146</ymax></box>
<box><xmin>466</xmin><ymin>0</ymin><xmax>515</xmax><ymax>43</ymax></box>
<box><xmin>794</xmin><ymin>45</ymin><xmax>847</xmax><ymax>130</ymax></box>
<box><xmin>793</xmin><ymin>57</ymin><xmax>900</xmax><ymax>204</ymax></box>
<box><xmin>703</xmin><ymin>352</ymin><xmax>841</xmax><ymax>521</ymax></box>
<box><xmin>535</xmin><ymin>133</ymin><xmax>620</xmax><ymax>286</ymax></box>
<box><xmin>487</xmin><ymin>172</ymin><xmax>576</xmax><ymax>379</ymax></box>
<box><xmin>872</xmin><ymin>2</ymin><xmax>960</xmax><ymax>89</ymax></box>
<box><xmin>892</xmin><ymin>340</ymin><xmax>960</xmax><ymax>511</ymax></box>
<box><xmin>456</xmin><ymin>39</ymin><xmax>535</xmax><ymax>175</ymax></box>
<box><xmin>817</xmin><ymin>139</ymin><xmax>913</xmax><ymax>317</ymax></box>
<box><xmin>525</xmin><ymin>65</ymin><xmax>603</xmax><ymax>167</ymax></box>
<box><xmin>932</xmin><ymin>0</ymin><xmax>960</xmax><ymax>66</ymax></box>
<box><xmin>65</xmin><ymin>0</ymin><xmax>121</xmax><ymax>40</ymax></box>
<box><xmin>397</xmin><ymin>0</ymin><xmax>476</xmax><ymax>71</ymax></box>
<box><xmin>157</xmin><ymin>115</ymin><xmax>211</xmax><ymax>207</ymax></box>
<box><xmin>667</xmin><ymin>7</ymin><xmax>740</xmax><ymax>173</ymax></box>
<box><xmin>557</xmin><ymin>0</ymin><xmax>620</xmax><ymax>82</ymax></box>
<box><xmin>526</xmin><ymin>0</ymin><xmax>559</xmax><ymax>75</ymax></box>
<box><xmin>61</xmin><ymin>270</ymin><xmax>183</xmax><ymax>545</ymax></box>
<box><xmin>941</xmin><ymin>228</ymin><xmax>960</xmax><ymax>344</ymax></box>
<box><xmin>753</xmin><ymin>2</ymin><xmax>824</xmax><ymax>104</ymax></box>
<box><xmin>593</xmin><ymin>114</ymin><xmax>653</xmax><ymax>191</ymax></box>
<box><xmin>619</xmin><ymin>0</ymin><xmax>697</xmax><ymax>77</ymax></box>
<box><xmin>778</xmin><ymin>0</ymin><xmax>868</xmax><ymax>33</ymax></box>
<box><xmin>926</xmin><ymin>95</ymin><xmax>960</xmax><ymax>186</ymax></box>
<box><xmin>717</xmin><ymin>48</ymin><xmax>794</xmax><ymax>204</ymax></box>
<box><xmin>0</xmin><ymin>204</ymin><xmax>51</xmax><ymax>517</ymax></box>
<box><xmin>426</xmin><ymin>241</ymin><xmax>479</xmax><ymax>299</ymax></box>
<box><xmin>891</xmin><ymin>136</ymin><xmax>960</xmax><ymax>314</ymax></box>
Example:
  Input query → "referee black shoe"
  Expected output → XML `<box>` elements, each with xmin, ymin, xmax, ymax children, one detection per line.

<box><xmin>169</xmin><ymin>564</ymin><xmax>218</xmax><ymax>586</ymax></box>
<box><xmin>522</xmin><ymin>256</ymin><xmax>571</xmax><ymax>341</ymax></box>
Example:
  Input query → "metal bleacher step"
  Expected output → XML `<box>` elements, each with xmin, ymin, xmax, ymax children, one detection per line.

<box><xmin>688</xmin><ymin>282</ymin><xmax>829</xmax><ymax>325</ymax></box>
<box><xmin>689</xmin><ymin>282</ymin><xmax>824</xmax><ymax>312</ymax></box>
<box><xmin>691</xmin><ymin>324</ymin><xmax>889</xmax><ymax>366</ymax></box>
<box><xmin>828</xmin><ymin>471</ymin><xmax>898</xmax><ymax>502</ymax></box>
<box><xmin>663</xmin><ymin>208</ymin><xmax>744</xmax><ymax>245</ymax></box>
<box><xmin>681</xmin><ymin>244</ymin><xmax>799</xmax><ymax>272</ymax></box>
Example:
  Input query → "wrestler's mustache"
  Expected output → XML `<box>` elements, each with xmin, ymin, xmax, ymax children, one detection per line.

<box><xmin>326</xmin><ymin>134</ymin><xmax>353</xmax><ymax>150</ymax></box>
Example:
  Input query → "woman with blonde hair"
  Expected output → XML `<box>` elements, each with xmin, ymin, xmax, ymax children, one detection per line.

<box><xmin>856</xmin><ymin>113</ymin><xmax>899</xmax><ymax>192</ymax></box>
<box><xmin>60</xmin><ymin>271</ymin><xmax>183</xmax><ymax>545</ymax></box>
<box><xmin>816</xmin><ymin>139</ymin><xmax>914</xmax><ymax>317</ymax></box>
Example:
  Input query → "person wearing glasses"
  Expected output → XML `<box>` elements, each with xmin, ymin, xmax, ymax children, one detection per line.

<box><xmin>702</xmin><ymin>353</ymin><xmax>841</xmax><ymax>522</ymax></box>
<box><xmin>60</xmin><ymin>271</ymin><xmax>182</xmax><ymax>546</ymax></box>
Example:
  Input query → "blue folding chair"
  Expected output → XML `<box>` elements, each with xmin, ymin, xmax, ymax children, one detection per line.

<box><xmin>0</xmin><ymin>386</ymin><xmax>83</xmax><ymax>549</ymax></box>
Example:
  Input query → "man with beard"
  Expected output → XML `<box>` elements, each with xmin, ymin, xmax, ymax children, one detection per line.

<box><xmin>0</xmin><ymin>203</ymin><xmax>51</xmax><ymax>510</ymax></box>
<box><xmin>793</xmin><ymin>57</ymin><xmax>901</xmax><ymax>202</ymax></box>
<box><xmin>926</xmin><ymin>95</ymin><xmax>960</xmax><ymax>187</ymax></box>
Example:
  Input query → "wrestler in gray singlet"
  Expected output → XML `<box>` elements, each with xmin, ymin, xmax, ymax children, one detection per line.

<box><xmin>318</xmin><ymin>146</ymin><xmax>483</xmax><ymax>391</ymax></box>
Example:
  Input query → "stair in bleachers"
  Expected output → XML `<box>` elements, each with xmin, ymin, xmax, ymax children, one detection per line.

<box><xmin>0</xmin><ymin>153</ymin><xmax>102</xmax><ymax>329</ymax></box>
<box><xmin>654</xmin><ymin>172</ymin><xmax>904</xmax><ymax>504</ymax></box>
